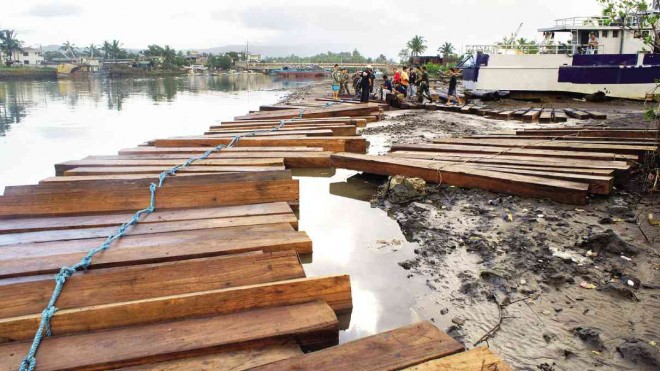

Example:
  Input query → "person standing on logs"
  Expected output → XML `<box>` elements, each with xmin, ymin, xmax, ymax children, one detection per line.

<box><xmin>445</xmin><ymin>68</ymin><xmax>464</xmax><ymax>106</ymax></box>
<box><xmin>340</xmin><ymin>68</ymin><xmax>351</xmax><ymax>96</ymax></box>
<box><xmin>408</xmin><ymin>67</ymin><xmax>417</xmax><ymax>101</ymax></box>
<box><xmin>360</xmin><ymin>67</ymin><xmax>372</xmax><ymax>103</ymax></box>
<box><xmin>400</xmin><ymin>66</ymin><xmax>410</xmax><ymax>98</ymax></box>
<box><xmin>331</xmin><ymin>64</ymin><xmax>342</xmax><ymax>101</ymax></box>
<box><xmin>416</xmin><ymin>66</ymin><xmax>432</xmax><ymax>103</ymax></box>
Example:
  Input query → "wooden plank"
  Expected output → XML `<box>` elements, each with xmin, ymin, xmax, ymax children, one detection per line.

<box><xmin>563</xmin><ymin>108</ymin><xmax>590</xmax><ymax>119</ymax></box>
<box><xmin>0</xmin><ymin>213</ymin><xmax>299</xmax><ymax>245</ymax></box>
<box><xmin>460</xmin><ymin>105</ymin><xmax>472</xmax><ymax>114</ymax></box>
<box><xmin>121</xmin><ymin>338</ymin><xmax>304</xmax><ymax>371</ymax></box>
<box><xmin>460</xmin><ymin>163</ymin><xmax>614</xmax><ymax>176</ymax></box>
<box><xmin>539</xmin><ymin>108</ymin><xmax>553</xmax><ymax>123</ymax></box>
<box><xmin>62</xmin><ymin>165</ymin><xmax>284</xmax><ymax>176</ymax></box>
<box><xmin>0</xmin><ymin>227</ymin><xmax>311</xmax><ymax>278</ymax></box>
<box><xmin>512</xmin><ymin>108</ymin><xmax>530</xmax><ymax>119</ymax></box>
<box><xmin>582</xmin><ymin>110</ymin><xmax>607</xmax><ymax>119</ymax></box>
<box><xmin>474</xmin><ymin>166</ymin><xmax>613</xmax><ymax>194</ymax></box>
<box><xmin>121</xmin><ymin>146</ymin><xmax>325</xmax><ymax>154</ymax></box>
<box><xmin>206</xmin><ymin>126</ymin><xmax>357</xmax><ymax>137</ymax></box>
<box><xmin>153</xmin><ymin>137</ymin><xmax>368</xmax><ymax>153</ymax></box>
<box><xmin>331</xmin><ymin>153</ymin><xmax>589</xmax><ymax>204</ymax></box>
<box><xmin>203</xmin><ymin>129</ymin><xmax>336</xmax><ymax>138</ymax></box>
<box><xmin>388</xmin><ymin>151</ymin><xmax>630</xmax><ymax>171</ymax></box>
<box><xmin>404</xmin><ymin>346</ymin><xmax>513</xmax><ymax>371</ymax></box>
<box><xmin>55</xmin><ymin>158</ymin><xmax>285</xmax><ymax>175</ymax></box>
<box><xmin>0</xmin><ymin>179</ymin><xmax>299</xmax><ymax>218</ymax></box>
<box><xmin>465</xmin><ymin>135</ymin><xmax>655</xmax><ymax>143</ymax></box>
<box><xmin>553</xmin><ymin>109</ymin><xmax>568</xmax><ymax>122</ymax></box>
<box><xmin>0</xmin><ymin>301</ymin><xmax>339</xmax><ymax>370</ymax></box>
<box><xmin>0</xmin><ymin>276</ymin><xmax>350</xmax><ymax>343</ymax></box>
<box><xmin>392</xmin><ymin>143</ymin><xmax>635</xmax><ymax>161</ymax></box>
<box><xmin>252</xmin><ymin>321</ymin><xmax>464</xmax><ymax>371</ymax></box>
<box><xmin>496</xmin><ymin>111</ymin><xmax>514</xmax><ymax>120</ymax></box>
<box><xmin>215</xmin><ymin>118</ymin><xmax>367</xmax><ymax>128</ymax></box>
<box><xmin>82</xmin><ymin>151</ymin><xmax>333</xmax><ymax>168</ymax></box>
<box><xmin>0</xmin><ymin>251</ymin><xmax>305</xmax><ymax>319</ymax></box>
<box><xmin>235</xmin><ymin>103</ymin><xmax>381</xmax><ymax>120</ymax></box>
<box><xmin>0</xmin><ymin>202</ymin><xmax>293</xmax><ymax>234</ymax></box>
<box><xmin>429</xmin><ymin>138</ymin><xmax>656</xmax><ymax>156</ymax></box>
<box><xmin>518</xmin><ymin>129</ymin><xmax>657</xmax><ymax>139</ymax></box>
<box><xmin>522</xmin><ymin>108</ymin><xmax>541</xmax><ymax>123</ymax></box>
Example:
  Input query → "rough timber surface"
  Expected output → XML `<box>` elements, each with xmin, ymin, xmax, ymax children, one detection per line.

<box><xmin>252</xmin><ymin>321</ymin><xmax>464</xmax><ymax>371</ymax></box>
<box><xmin>331</xmin><ymin>153</ymin><xmax>589</xmax><ymax>204</ymax></box>
<box><xmin>0</xmin><ymin>301</ymin><xmax>339</xmax><ymax>370</ymax></box>
<box><xmin>404</xmin><ymin>346</ymin><xmax>514</xmax><ymax>371</ymax></box>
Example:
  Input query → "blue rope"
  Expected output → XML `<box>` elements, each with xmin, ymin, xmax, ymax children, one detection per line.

<box><xmin>19</xmin><ymin>115</ymin><xmax>297</xmax><ymax>371</ymax></box>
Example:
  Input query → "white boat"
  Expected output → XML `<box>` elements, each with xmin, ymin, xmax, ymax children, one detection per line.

<box><xmin>461</xmin><ymin>8</ymin><xmax>660</xmax><ymax>100</ymax></box>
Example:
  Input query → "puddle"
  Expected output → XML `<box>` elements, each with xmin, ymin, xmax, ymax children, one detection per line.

<box><xmin>294</xmin><ymin>169</ymin><xmax>432</xmax><ymax>343</ymax></box>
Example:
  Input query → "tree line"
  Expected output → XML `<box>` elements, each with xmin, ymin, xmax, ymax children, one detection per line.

<box><xmin>262</xmin><ymin>49</ymin><xmax>390</xmax><ymax>64</ymax></box>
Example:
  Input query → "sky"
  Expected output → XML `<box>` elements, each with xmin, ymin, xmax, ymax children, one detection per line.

<box><xmin>2</xmin><ymin>0</ymin><xmax>603</xmax><ymax>58</ymax></box>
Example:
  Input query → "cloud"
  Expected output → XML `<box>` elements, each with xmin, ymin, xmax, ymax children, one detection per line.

<box><xmin>26</xmin><ymin>3</ymin><xmax>82</xmax><ymax>18</ymax></box>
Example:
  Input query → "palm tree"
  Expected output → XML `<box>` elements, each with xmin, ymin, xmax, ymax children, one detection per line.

<box><xmin>438</xmin><ymin>42</ymin><xmax>455</xmax><ymax>58</ymax></box>
<box><xmin>60</xmin><ymin>41</ymin><xmax>77</xmax><ymax>58</ymax></box>
<box><xmin>406</xmin><ymin>35</ymin><xmax>427</xmax><ymax>57</ymax></box>
<box><xmin>84</xmin><ymin>44</ymin><xmax>99</xmax><ymax>58</ymax></box>
<box><xmin>110</xmin><ymin>40</ymin><xmax>122</xmax><ymax>61</ymax></box>
<box><xmin>0</xmin><ymin>30</ymin><xmax>23</xmax><ymax>66</ymax></box>
<box><xmin>102</xmin><ymin>41</ymin><xmax>112</xmax><ymax>60</ymax></box>
<box><xmin>398</xmin><ymin>48</ymin><xmax>410</xmax><ymax>64</ymax></box>
<box><xmin>162</xmin><ymin>45</ymin><xmax>176</xmax><ymax>70</ymax></box>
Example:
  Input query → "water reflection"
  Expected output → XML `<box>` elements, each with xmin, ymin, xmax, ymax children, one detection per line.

<box><xmin>0</xmin><ymin>74</ymin><xmax>316</xmax><ymax>135</ymax></box>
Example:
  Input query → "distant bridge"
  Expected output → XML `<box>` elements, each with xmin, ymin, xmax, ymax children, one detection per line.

<box><xmin>236</xmin><ymin>62</ymin><xmax>394</xmax><ymax>73</ymax></box>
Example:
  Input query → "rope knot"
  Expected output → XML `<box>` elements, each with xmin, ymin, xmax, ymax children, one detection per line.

<box><xmin>19</xmin><ymin>356</ymin><xmax>36</xmax><ymax>371</ymax></box>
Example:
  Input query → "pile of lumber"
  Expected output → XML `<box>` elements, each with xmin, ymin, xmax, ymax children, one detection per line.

<box><xmin>414</xmin><ymin>104</ymin><xmax>607</xmax><ymax>122</ymax></box>
<box><xmin>0</xmin><ymin>101</ymin><xmax>513</xmax><ymax>369</ymax></box>
<box><xmin>331</xmin><ymin>128</ymin><xmax>658</xmax><ymax>205</ymax></box>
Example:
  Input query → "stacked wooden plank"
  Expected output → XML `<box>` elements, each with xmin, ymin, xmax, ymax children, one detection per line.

<box><xmin>419</xmin><ymin>104</ymin><xmax>607</xmax><ymax>122</ymax></box>
<box><xmin>0</xmin><ymin>101</ymin><xmax>515</xmax><ymax>369</ymax></box>
<box><xmin>331</xmin><ymin>129</ymin><xmax>657</xmax><ymax>205</ymax></box>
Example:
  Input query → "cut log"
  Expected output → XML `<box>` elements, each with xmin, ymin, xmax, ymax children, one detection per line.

<box><xmin>55</xmin><ymin>158</ymin><xmax>285</xmax><ymax>175</ymax></box>
<box><xmin>331</xmin><ymin>153</ymin><xmax>589</xmax><ymax>204</ymax></box>
<box><xmin>0</xmin><ymin>213</ymin><xmax>299</xmax><ymax>245</ymax></box>
<box><xmin>121</xmin><ymin>146</ymin><xmax>325</xmax><ymax>154</ymax></box>
<box><xmin>553</xmin><ymin>110</ymin><xmax>568</xmax><ymax>122</ymax></box>
<box><xmin>522</xmin><ymin>108</ymin><xmax>541</xmax><ymax>123</ymax></box>
<box><xmin>391</xmin><ymin>143</ymin><xmax>636</xmax><ymax>161</ymax></box>
<box><xmin>121</xmin><ymin>338</ymin><xmax>304</xmax><ymax>371</ymax></box>
<box><xmin>0</xmin><ymin>276</ymin><xmax>351</xmax><ymax>342</ymax></box>
<box><xmin>203</xmin><ymin>129</ymin><xmax>336</xmax><ymax>138</ymax></box>
<box><xmin>582</xmin><ymin>110</ymin><xmax>607</xmax><ymax>120</ymax></box>
<box><xmin>518</xmin><ymin>129</ymin><xmax>657</xmax><ymax>139</ymax></box>
<box><xmin>403</xmin><ymin>346</ymin><xmax>513</xmax><ymax>371</ymax></box>
<box><xmin>512</xmin><ymin>109</ymin><xmax>530</xmax><ymax>119</ymax></box>
<box><xmin>234</xmin><ymin>103</ymin><xmax>381</xmax><ymax>120</ymax></box>
<box><xmin>496</xmin><ymin>111</ymin><xmax>514</xmax><ymax>120</ymax></box>
<box><xmin>0</xmin><ymin>301</ymin><xmax>339</xmax><ymax>370</ymax></box>
<box><xmin>473</xmin><ymin>166</ymin><xmax>613</xmax><ymax>194</ymax></box>
<box><xmin>539</xmin><ymin>108</ymin><xmax>554</xmax><ymax>123</ymax></box>
<box><xmin>206</xmin><ymin>125</ymin><xmax>357</xmax><ymax>136</ymax></box>
<box><xmin>0</xmin><ymin>251</ymin><xmax>305</xmax><ymax>319</ymax></box>
<box><xmin>0</xmin><ymin>227</ymin><xmax>311</xmax><ymax>278</ymax></box>
<box><xmin>153</xmin><ymin>137</ymin><xmax>368</xmax><ymax>153</ymax></box>
<box><xmin>563</xmin><ymin>108</ymin><xmax>590</xmax><ymax>119</ymax></box>
<box><xmin>252</xmin><ymin>321</ymin><xmax>464</xmax><ymax>371</ymax></box>
<box><xmin>0</xmin><ymin>202</ymin><xmax>293</xmax><ymax>234</ymax></box>
<box><xmin>0</xmin><ymin>179</ymin><xmax>299</xmax><ymax>218</ymax></box>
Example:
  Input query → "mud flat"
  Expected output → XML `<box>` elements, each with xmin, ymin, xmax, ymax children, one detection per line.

<box><xmin>284</xmin><ymin>81</ymin><xmax>659</xmax><ymax>370</ymax></box>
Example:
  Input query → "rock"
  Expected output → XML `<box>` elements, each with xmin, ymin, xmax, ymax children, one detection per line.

<box><xmin>598</xmin><ymin>217</ymin><xmax>615</xmax><ymax>225</ymax></box>
<box><xmin>543</xmin><ymin>332</ymin><xmax>557</xmax><ymax>343</ymax></box>
<box><xmin>440</xmin><ymin>308</ymin><xmax>449</xmax><ymax>315</ymax></box>
<box><xmin>598</xmin><ymin>282</ymin><xmax>640</xmax><ymax>301</ymax></box>
<box><xmin>617</xmin><ymin>338</ymin><xmax>660</xmax><ymax>367</ymax></box>
<box><xmin>451</xmin><ymin>317</ymin><xmax>466</xmax><ymax>326</ymax></box>
<box><xmin>607</xmin><ymin>205</ymin><xmax>634</xmax><ymax>218</ymax></box>
<box><xmin>572</xmin><ymin>327</ymin><xmax>605</xmax><ymax>351</ymax></box>
<box><xmin>386</xmin><ymin>176</ymin><xmax>426</xmax><ymax>204</ymax></box>
<box><xmin>578</xmin><ymin>229</ymin><xmax>640</xmax><ymax>256</ymax></box>
<box><xmin>398</xmin><ymin>260</ymin><xmax>414</xmax><ymax>270</ymax></box>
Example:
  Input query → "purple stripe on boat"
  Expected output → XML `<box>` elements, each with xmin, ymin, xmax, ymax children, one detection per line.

<box><xmin>558</xmin><ymin>66</ymin><xmax>660</xmax><ymax>84</ymax></box>
<box><xmin>572</xmin><ymin>54</ymin><xmax>637</xmax><ymax>66</ymax></box>
<box><xmin>643</xmin><ymin>54</ymin><xmax>660</xmax><ymax>66</ymax></box>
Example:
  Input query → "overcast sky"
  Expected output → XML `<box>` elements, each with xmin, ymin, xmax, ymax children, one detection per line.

<box><xmin>3</xmin><ymin>0</ymin><xmax>603</xmax><ymax>57</ymax></box>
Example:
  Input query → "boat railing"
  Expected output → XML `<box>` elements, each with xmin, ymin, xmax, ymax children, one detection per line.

<box><xmin>553</xmin><ymin>16</ymin><xmax>648</xmax><ymax>28</ymax></box>
<box><xmin>465</xmin><ymin>44</ymin><xmax>605</xmax><ymax>56</ymax></box>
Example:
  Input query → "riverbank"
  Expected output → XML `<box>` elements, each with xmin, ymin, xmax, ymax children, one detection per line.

<box><xmin>282</xmin><ymin>81</ymin><xmax>660</xmax><ymax>370</ymax></box>
<box><xmin>0</xmin><ymin>67</ymin><xmax>57</xmax><ymax>80</ymax></box>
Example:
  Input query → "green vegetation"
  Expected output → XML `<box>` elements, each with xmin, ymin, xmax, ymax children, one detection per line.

<box><xmin>407</xmin><ymin>35</ymin><xmax>427</xmax><ymax>57</ymax></box>
<box><xmin>262</xmin><ymin>49</ymin><xmax>387</xmax><ymax>64</ymax></box>
<box><xmin>599</xmin><ymin>0</ymin><xmax>659</xmax><ymax>51</ymax></box>
<box><xmin>0</xmin><ymin>29</ymin><xmax>23</xmax><ymax>66</ymax></box>
<box><xmin>424</xmin><ymin>63</ymin><xmax>447</xmax><ymax>76</ymax></box>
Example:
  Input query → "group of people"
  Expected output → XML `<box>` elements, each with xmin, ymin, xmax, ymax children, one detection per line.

<box><xmin>331</xmin><ymin>64</ymin><xmax>377</xmax><ymax>103</ymax></box>
<box><xmin>331</xmin><ymin>64</ymin><xmax>464</xmax><ymax>106</ymax></box>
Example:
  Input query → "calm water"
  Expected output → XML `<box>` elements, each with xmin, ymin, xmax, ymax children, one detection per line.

<box><xmin>0</xmin><ymin>75</ymin><xmax>432</xmax><ymax>344</ymax></box>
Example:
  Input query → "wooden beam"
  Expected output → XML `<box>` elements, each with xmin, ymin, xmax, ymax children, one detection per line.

<box><xmin>205</xmin><ymin>126</ymin><xmax>357</xmax><ymax>136</ymax></box>
<box><xmin>0</xmin><ymin>179</ymin><xmax>299</xmax><ymax>218</ymax></box>
<box><xmin>153</xmin><ymin>137</ymin><xmax>368</xmax><ymax>153</ymax></box>
<box><xmin>0</xmin><ymin>202</ymin><xmax>293</xmax><ymax>234</ymax></box>
<box><xmin>0</xmin><ymin>227</ymin><xmax>311</xmax><ymax>278</ymax></box>
<box><xmin>0</xmin><ymin>213</ymin><xmax>299</xmax><ymax>245</ymax></box>
<box><xmin>539</xmin><ymin>108</ymin><xmax>553</xmax><ymax>123</ymax></box>
<box><xmin>392</xmin><ymin>143</ymin><xmax>636</xmax><ymax>161</ymax></box>
<box><xmin>55</xmin><ymin>158</ymin><xmax>285</xmax><ymax>175</ymax></box>
<box><xmin>331</xmin><ymin>153</ymin><xmax>589</xmax><ymax>204</ymax></box>
<box><xmin>0</xmin><ymin>251</ymin><xmax>305</xmax><ymax>319</ymax></box>
<box><xmin>0</xmin><ymin>301</ymin><xmax>339</xmax><ymax>370</ymax></box>
<box><xmin>522</xmin><ymin>108</ymin><xmax>541</xmax><ymax>123</ymax></box>
<box><xmin>122</xmin><ymin>338</ymin><xmax>303</xmax><ymax>370</ymax></box>
<box><xmin>403</xmin><ymin>346</ymin><xmax>513</xmax><ymax>371</ymax></box>
<box><xmin>252</xmin><ymin>321</ymin><xmax>464</xmax><ymax>371</ymax></box>
<box><xmin>518</xmin><ymin>129</ymin><xmax>657</xmax><ymax>139</ymax></box>
<box><xmin>0</xmin><ymin>276</ymin><xmax>351</xmax><ymax>343</ymax></box>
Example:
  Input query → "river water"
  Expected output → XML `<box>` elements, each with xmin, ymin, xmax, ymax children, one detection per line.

<box><xmin>0</xmin><ymin>75</ymin><xmax>433</xmax><ymax>344</ymax></box>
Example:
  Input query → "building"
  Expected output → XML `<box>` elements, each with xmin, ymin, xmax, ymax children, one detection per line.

<box><xmin>184</xmin><ymin>52</ymin><xmax>208</xmax><ymax>66</ymax></box>
<box><xmin>247</xmin><ymin>54</ymin><xmax>261</xmax><ymax>63</ymax></box>
<box><xmin>0</xmin><ymin>47</ymin><xmax>45</xmax><ymax>67</ymax></box>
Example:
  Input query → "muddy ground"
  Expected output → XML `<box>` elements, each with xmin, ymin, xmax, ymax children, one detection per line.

<box><xmin>285</xmin><ymin>81</ymin><xmax>659</xmax><ymax>370</ymax></box>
